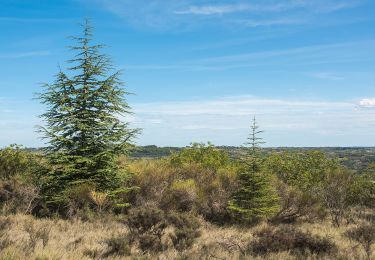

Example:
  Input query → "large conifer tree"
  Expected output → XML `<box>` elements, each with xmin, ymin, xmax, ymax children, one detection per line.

<box><xmin>228</xmin><ymin>117</ymin><xmax>279</xmax><ymax>222</ymax></box>
<box><xmin>38</xmin><ymin>20</ymin><xmax>138</xmax><ymax>194</ymax></box>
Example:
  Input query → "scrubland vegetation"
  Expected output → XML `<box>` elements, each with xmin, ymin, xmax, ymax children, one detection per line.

<box><xmin>1</xmin><ymin>20</ymin><xmax>375</xmax><ymax>259</ymax></box>
<box><xmin>1</xmin><ymin>143</ymin><xmax>375</xmax><ymax>259</ymax></box>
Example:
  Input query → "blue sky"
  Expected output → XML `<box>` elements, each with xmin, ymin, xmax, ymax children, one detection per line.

<box><xmin>0</xmin><ymin>0</ymin><xmax>375</xmax><ymax>147</ymax></box>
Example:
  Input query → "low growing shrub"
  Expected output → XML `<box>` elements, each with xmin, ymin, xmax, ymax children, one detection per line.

<box><xmin>346</xmin><ymin>223</ymin><xmax>375</xmax><ymax>259</ymax></box>
<box><xmin>251</xmin><ymin>225</ymin><xmax>336</xmax><ymax>256</ymax></box>
<box><xmin>160</xmin><ymin>179</ymin><xmax>197</xmax><ymax>212</ymax></box>
<box><xmin>125</xmin><ymin>207</ymin><xmax>201</xmax><ymax>252</ymax></box>
<box><xmin>102</xmin><ymin>235</ymin><xmax>130</xmax><ymax>257</ymax></box>
<box><xmin>167</xmin><ymin>211</ymin><xmax>201</xmax><ymax>251</ymax></box>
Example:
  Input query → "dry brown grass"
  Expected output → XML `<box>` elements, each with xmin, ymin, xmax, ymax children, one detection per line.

<box><xmin>0</xmin><ymin>214</ymin><xmax>373</xmax><ymax>260</ymax></box>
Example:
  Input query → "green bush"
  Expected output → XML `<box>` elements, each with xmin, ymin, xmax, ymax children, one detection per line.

<box><xmin>0</xmin><ymin>146</ymin><xmax>42</xmax><ymax>215</ymax></box>
<box><xmin>0</xmin><ymin>145</ymin><xmax>36</xmax><ymax>180</ymax></box>
<box><xmin>129</xmin><ymin>156</ymin><xmax>238</xmax><ymax>224</ymax></box>
<box><xmin>266</xmin><ymin>151</ymin><xmax>339</xmax><ymax>190</ymax></box>
<box><xmin>161</xmin><ymin>179</ymin><xmax>197</xmax><ymax>212</ymax></box>
<box><xmin>272</xmin><ymin>180</ymin><xmax>325</xmax><ymax>223</ymax></box>
<box><xmin>170</xmin><ymin>142</ymin><xmax>231</xmax><ymax>171</ymax></box>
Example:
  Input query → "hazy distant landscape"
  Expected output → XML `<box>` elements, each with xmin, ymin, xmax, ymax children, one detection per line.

<box><xmin>129</xmin><ymin>145</ymin><xmax>375</xmax><ymax>170</ymax></box>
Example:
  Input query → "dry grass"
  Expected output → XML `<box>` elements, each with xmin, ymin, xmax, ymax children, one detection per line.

<box><xmin>0</xmin><ymin>214</ymin><xmax>372</xmax><ymax>260</ymax></box>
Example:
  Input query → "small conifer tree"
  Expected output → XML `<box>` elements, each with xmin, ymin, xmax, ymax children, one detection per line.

<box><xmin>38</xmin><ymin>20</ymin><xmax>138</xmax><ymax>200</ymax></box>
<box><xmin>228</xmin><ymin>117</ymin><xmax>279</xmax><ymax>222</ymax></box>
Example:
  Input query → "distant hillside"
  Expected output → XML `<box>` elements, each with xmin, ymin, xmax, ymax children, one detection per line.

<box><xmin>129</xmin><ymin>145</ymin><xmax>375</xmax><ymax>172</ymax></box>
<box><xmin>23</xmin><ymin>145</ymin><xmax>375</xmax><ymax>172</ymax></box>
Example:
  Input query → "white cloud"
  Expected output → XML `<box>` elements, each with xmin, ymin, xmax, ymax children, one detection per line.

<box><xmin>134</xmin><ymin>96</ymin><xmax>353</xmax><ymax>117</ymax></box>
<box><xmin>131</xmin><ymin>95</ymin><xmax>375</xmax><ymax>146</ymax></box>
<box><xmin>86</xmin><ymin>0</ymin><xmax>363</xmax><ymax>30</ymax></box>
<box><xmin>174</xmin><ymin>1</ymin><xmax>361</xmax><ymax>16</ymax></box>
<box><xmin>241</xmin><ymin>18</ymin><xmax>302</xmax><ymax>27</ymax></box>
<box><xmin>359</xmin><ymin>98</ymin><xmax>375</xmax><ymax>108</ymax></box>
<box><xmin>124</xmin><ymin>40</ymin><xmax>375</xmax><ymax>72</ymax></box>
<box><xmin>307</xmin><ymin>72</ymin><xmax>345</xmax><ymax>81</ymax></box>
<box><xmin>175</xmin><ymin>4</ymin><xmax>250</xmax><ymax>15</ymax></box>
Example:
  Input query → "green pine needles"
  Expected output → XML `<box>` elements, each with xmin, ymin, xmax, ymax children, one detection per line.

<box><xmin>228</xmin><ymin>117</ymin><xmax>279</xmax><ymax>223</ymax></box>
<box><xmin>38</xmin><ymin>20</ymin><xmax>139</xmax><ymax>196</ymax></box>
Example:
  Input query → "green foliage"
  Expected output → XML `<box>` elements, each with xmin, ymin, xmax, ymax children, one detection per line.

<box><xmin>266</xmin><ymin>150</ymin><xmax>339</xmax><ymax>190</ymax></box>
<box><xmin>347</xmin><ymin>173</ymin><xmax>375</xmax><ymax>208</ymax></box>
<box><xmin>130</xmin><ymin>158</ymin><xmax>237</xmax><ymax>223</ymax></box>
<box><xmin>170</xmin><ymin>142</ymin><xmax>231</xmax><ymax>170</ymax></box>
<box><xmin>242</xmin><ymin>117</ymin><xmax>265</xmax><ymax>174</ymax></box>
<box><xmin>228</xmin><ymin>118</ymin><xmax>279</xmax><ymax>222</ymax></box>
<box><xmin>37</xmin><ymin>20</ymin><xmax>138</xmax><ymax>207</ymax></box>
<box><xmin>0</xmin><ymin>146</ymin><xmax>42</xmax><ymax>215</ymax></box>
<box><xmin>228</xmin><ymin>171</ymin><xmax>279</xmax><ymax>222</ymax></box>
<box><xmin>318</xmin><ymin>168</ymin><xmax>353</xmax><ymax>227</ymax></box>
<box><xmin>0</xmin><ymin>145</ymin><xmax>37</xmax><ymax>180</ymax></box>
<box><xmin>272</xmin><ymin>179</ymin><xmax>326</xmax><ymax>223</ymax></box>
<box><xmin>161</xmin><ymin>179</ymin><xmax>198</xmax><ymax>212</ymax></box>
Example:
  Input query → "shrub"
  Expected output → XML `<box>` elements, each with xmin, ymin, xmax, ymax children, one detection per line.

<box><xmin>161</xmin><ymin>179</ymin><xmax>197</xmax><ymax>212</ymax></box>
<box><xmin>89</xmin><ymin>190</ymin><xmax>109</xmax><ymax>213</ymax></box>
<box><xmin>347</xmin><ymin>174</ymin><xmax>375</xmax><ymax>208</ymax></box>
<box><xmin>346</xmin><ymin>223</ymin><xmax>375</xmax><ymax>259</ymax></box>
<box><xmin>0</xmin><ymin>145</ymin><xmax>41</xmax><ymax>215</ymax></box>
<box><xmin>170</xmin><ymin>142</ymin><xmax>230</xmax><ymax>171</ymax></box>
<box><xmin>102</xmin><ymin>235</ymin><xmax>130</xmax><ymax>257</ymax></box>
<box><xmin>272</xmin><ymin>180</ymin><xmax>325</xmax><ymax>223</ymax></box>
<box><xmin>126</xmin><ymin>207</ymin><xmax>167</xmax><ymax>252</ymax></box>
<box><xmin>128</xmin><ymin>159</ymin><xmax>173</xmax><ymax>207</ymax></box>
<box><xmin>167</xmin><ymin>212</ymin><xmax>201</xmax><ymax>251</ymax></box>
<box><xmin>0</xmin><ymin>145</ymin><xmax>34</xmax><ymax>180</ymax></box>
<box><xmin>125</xmin><ymin>207</ymin><xmax>201</xmax><ymax>252</ymax></box>
<box><xmin>319</xmin><ymin>169</ymin><xmax>353</xmax><ymax>227</ymax></box>
<box><xmin>63</xmin><ymin>184</ymin><xmax>94</xmax><ymax>218</ymax></box>
<box><xmin>251</xmin><ymin>225</ymin><xmax>336</xmax><ymax>256</ymax></box>
<box><xmin>127</xmin><ymin>207</ymin><xmax>166</xmax><ymax>234</ymax></box>
<box><xmin>0</xmin><ymin>180</ymin><xmax>39</xmax><ymax>215</ymax></box>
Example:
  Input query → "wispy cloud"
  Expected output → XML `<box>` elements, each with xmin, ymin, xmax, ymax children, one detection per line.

<box><xmin>0</xmin><ymin>51</ymin><xmax>51</xmax><ymax>59</ymax></box>
<box><xmin>131</xmin><ymin>95</ymin><xmax>375</xmax><ymax>146</ymax></box>
<box><xmin>307</xmin><ymin>72</ymin><xmax>345</xmax><ymax>81</ymax></box>
<box><xmin>174</xmin><ymin>4</ymin><xmax>251</xmax><ymax>15</ymax></box>
<box><xmin>174</xmin><ymin>1</ymin><xmax>361</xmax><ymax>16</ymax></box>
<box><xmin>134</xmin><ymin>96</ymin><xmax>353</xmax><ymax>117</ymax></box>
<box><xmin>240</xmin><ymin>18</ymin><xmax>303</xmax><ymax>27</ymax></box>
<box><xmin>86</xmin><ymin>0</ymin><xmax>364</xmax><ymax>30</ymax></box>
<box><xmin>359</xmin><ymin>98</ymin><xmax>375</xmax><ymax>108</ymax></box>
<box><xmin>124</xmin><ymin>40</ymin><xmax>375</xmax><ymax>72</ymax></box>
